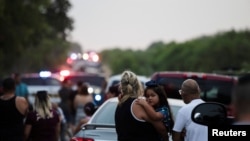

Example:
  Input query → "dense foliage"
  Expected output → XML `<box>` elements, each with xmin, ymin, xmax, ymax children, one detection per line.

<box><xmin>101</xmin><ymin>30</ymin><xmax>250</xmax><ymax>76</ymax></box>
<box><xmin>0</xmin><ymin>0</ymin><xmax>73</xmax><ymax>76</ymax></box>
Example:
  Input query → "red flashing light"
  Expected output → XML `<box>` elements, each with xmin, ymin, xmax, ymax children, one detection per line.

<box><xmin>70</xmin><ymin>137</ymin><xmax>94</xmax><ymax>141</ymax></box>
<box><xmin>67</xmin><ymin>58</ymin><xmax>73</xmax><ymax>64</ymax></box>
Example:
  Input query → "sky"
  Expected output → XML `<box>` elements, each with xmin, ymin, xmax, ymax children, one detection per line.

<box><xmin>68</xmin><ymin>0</ymin><xmax>250</xmax><ymax>52</ymax></box>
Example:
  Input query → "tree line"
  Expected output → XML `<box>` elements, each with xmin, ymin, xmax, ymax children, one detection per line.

<box><xmin>100</xmin><ymin>29</ymin><xmax>250</xmax><ymax>77</ymax></box>
<box><xmin>0</xmin><ymin>0</ymin><xmax>73</xmax><ymax>76</ymax></box>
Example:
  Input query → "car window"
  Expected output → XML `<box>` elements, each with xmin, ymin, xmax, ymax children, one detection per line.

<box><xmin>111</xmin><ymin>80</ymin><xmax>119</xmax><ymax>86</ymax></box>
<box><xmin>22</xmin><ymin>77</ymin><xmax>46</xmax><ymax>85</ymax></box>
<box><xmin>158</xmin><ymin>77</ymin><xmax>183</xmax><ymax>99</ymax></box>
<box><xmin>105</xmin><ymin>74</ymin><xmax>149</xmax><ymax>94</ymax></box>
<box><xmin>22</xmin><ymin>77</ymin><xmax>61</xmax><ymax>86</ymax></box>
<box><xmin>155</xmin><ymin>77</ymin><xmax>235</xmax><ymax>105</ymax></box>
<box><xmin>202</xmin><ymin>79</ymin><xmax>234</xmax><ymax>105</ymax></box>
<box><xmin>66</xmin><ymin>75</ymin><xmax>105</xmax><ymax>87</ymax></box>
<box><xmin>91</xmin><ymin>101</ymin><xmax>117</xmax><ymax>125</ymax></box>
<box><xmin>45</xmin><ymin>78</ymin><xmax>61</xmax><ymax>86</ymax></box>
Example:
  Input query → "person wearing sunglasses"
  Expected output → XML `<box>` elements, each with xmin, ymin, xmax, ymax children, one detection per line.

<box><xmin>172</xmin><ymin>79</ymin><xmax>207</xmax><ymax>141</ymax></box>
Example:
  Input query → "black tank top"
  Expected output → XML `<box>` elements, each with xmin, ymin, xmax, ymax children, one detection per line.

<box><xmin>0</xmin><ymin>95</ymin><xmax>25</xmax><ymax>141</ymax></box>
<box><xmin>115</xmin><ymin>97</ymin><xmax>161</xmax><ymax>141</ymax></box>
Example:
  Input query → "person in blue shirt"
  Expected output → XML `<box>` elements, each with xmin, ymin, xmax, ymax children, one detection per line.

<box><xmin>13</xmin><ymin>73</ymin><xmax>29</xmax><ymax>99</ymax></box>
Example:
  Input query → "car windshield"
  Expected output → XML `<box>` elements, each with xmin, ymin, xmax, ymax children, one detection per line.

<box><xmin>157</xmin><ymin>77</ymin><xmax>235</xmax><ymax>105</ymax></box>
<box><xmin>66</xmin><ymin>75</ymin><xmax>105</xmax><ymax>87</ymax></box>
<box><xmin>22</xmin><ymin>77</ymin><xmax>61</xmax><ymax>86</ymax></box>
<box><xmin>90</xmin><ymin>101</ymin><xmax>117</xmax><ymax>125</ymax></box>
<box><xmin>111</xmin><ymin>80</ymin><xmax>119</xmax><ymax>86</ymax></box>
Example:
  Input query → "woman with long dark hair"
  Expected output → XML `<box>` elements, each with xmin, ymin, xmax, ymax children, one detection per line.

<box><xmin>136</xmin><ymin>80</ymin><xmax>175</xmax><ymax>140</ymax></box>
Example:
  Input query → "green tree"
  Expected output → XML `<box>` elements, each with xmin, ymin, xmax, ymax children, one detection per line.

<box><xmin>0</xmin><ymin>0</ymin><xmax>73</xmax><ymax>76</ymax></box>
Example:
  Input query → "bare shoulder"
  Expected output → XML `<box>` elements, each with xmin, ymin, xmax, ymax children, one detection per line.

<box><xmin>80</xmin><ymin>118</ymin><xmax>89</xmax><ymax>124</ymax></box>
<box><xmin>16</xmin><ymin>96</ymin><xmax>29</xmax><ymax>115</ymax></box>
<box><xmin>74</xmin><ymin>94</ymin><xmax>81</xmax><ymax>100</ymax></box>
<box><xmin>17</xmin><ymin>96</ymin><xmax>28</xmax><ymax>103</ymax></box>
<box><xmin>131</xmin><ymin>100</ymin><xmax>147</xmax><ymax>120</ymax></box>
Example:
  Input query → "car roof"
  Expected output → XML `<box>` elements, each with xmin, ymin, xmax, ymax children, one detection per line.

<box><xmin>63</xmin><ymin>71</ymin><xmax>106</xmax><ymax>88</ymax></box>
<box><xmin>65</xmin><ymin>71</ymin><xmax>105</xmax><ymax>77</ymax></box>
<box><xmin>151</xmin><ymin>71</ymin><xmax>237</xmax><ymax>82</ymax></box>
<box><xmin>21</xmin><ymin>73</ymin><xmax>62</xmax><ymax>85</ymax></box>
<box><xmin>21</xmin><ymin>72</ymin><xmax>61</xmax><ymax>79</ymax></box>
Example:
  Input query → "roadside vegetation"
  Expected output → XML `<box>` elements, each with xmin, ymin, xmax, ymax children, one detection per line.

<box><xmin>0</xmin><ymin>0</ymin><xmax>74</xmax><ymax>75</ymax></box>
<box><xmin>101</xmin><ymin>30</ymin><xmax>250</xmax><ymax>76</ymax></box>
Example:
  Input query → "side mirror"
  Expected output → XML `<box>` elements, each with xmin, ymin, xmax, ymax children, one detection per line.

<box><xmin>191</xmin><ymin>102</ymin><xmax>228</xmax><ymax>126</ymax></box>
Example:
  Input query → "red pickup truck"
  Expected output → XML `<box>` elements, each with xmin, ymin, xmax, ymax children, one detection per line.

<box><xmin>150</xmin><ymin>71</ymin><xmax>238</xmax><ymax>116</ymax></box>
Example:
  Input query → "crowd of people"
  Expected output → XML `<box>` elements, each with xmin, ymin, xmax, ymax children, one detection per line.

<box><xmin>0</xmin><ymin>70</ymin><xmax>250</xmax><ymax>141</ymax></box>
<box><xmin>114</xmin><ymin>70</ymin><xmax>250</xmax><ymax>141</ymax></box>
<box><xmin>0</xmin><ymin>73</ymin><xmax>100</xmax><ymax>141</ymax></box>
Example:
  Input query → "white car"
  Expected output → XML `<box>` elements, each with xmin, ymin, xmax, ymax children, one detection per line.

<box><xmin>21</xmin><ymin>72</ymin><xmax>62</xmax><ymax>105</ymax></box>
<box><xmin>70</xmin><ymin>97</ymin><xmax>186</xmax><ymax>141</ymax></box>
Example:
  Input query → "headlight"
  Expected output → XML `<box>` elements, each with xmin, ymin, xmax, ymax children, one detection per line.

<box><xmin>88</xmin><ymin>86</ymin><xmax>101</xmax><ymax>94</ymax></box>
<box><xmin>88</xmin><ymin>87</ymin><xmax>94</xmax><ymax>94</ymax></box>
<box><xmin>94</xmin><ymin>94</ymin><xmax>102</xmax><ymax>101</ymax></box>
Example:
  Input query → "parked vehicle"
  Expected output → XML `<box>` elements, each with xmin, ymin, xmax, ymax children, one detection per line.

<box><xmin>58</xmin><ymin>71</ymin><xmax>107</xmax><ymax>106</ymax></box>
<box><xmin>70</xmin><ymin>97</ymin><xmax>185</xmax><ymax>141</ymax></box>
<box><xmin>151</xmin><ymin>71</ymin><xmax>238</xmax><ymax>115</ymax></box>
<box><xmin>21</xmin><ymin>71</ymin><xmax>62</xmax><ymax>104</ymax></box>
<box><xmin>66</xmin><ymin>51</ymin><xmax>102</xmax><ymax>73</ymax></box>
<box><xmin>191</xmin><ymin>102</ymin><xmax>250</xmax><ymax>140</ymax></box>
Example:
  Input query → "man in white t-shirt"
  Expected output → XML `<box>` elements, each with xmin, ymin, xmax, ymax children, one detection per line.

<box><xmin>172</xmin><ymin>79</ymin><xmax>208</xmax><ymax>141</ymax></box>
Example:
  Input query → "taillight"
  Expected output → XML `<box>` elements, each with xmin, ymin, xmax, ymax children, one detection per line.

<box><xmin>70</xmin><ymin>137</ymin><xmax>94</xmax><ymax>141</ymax></box>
